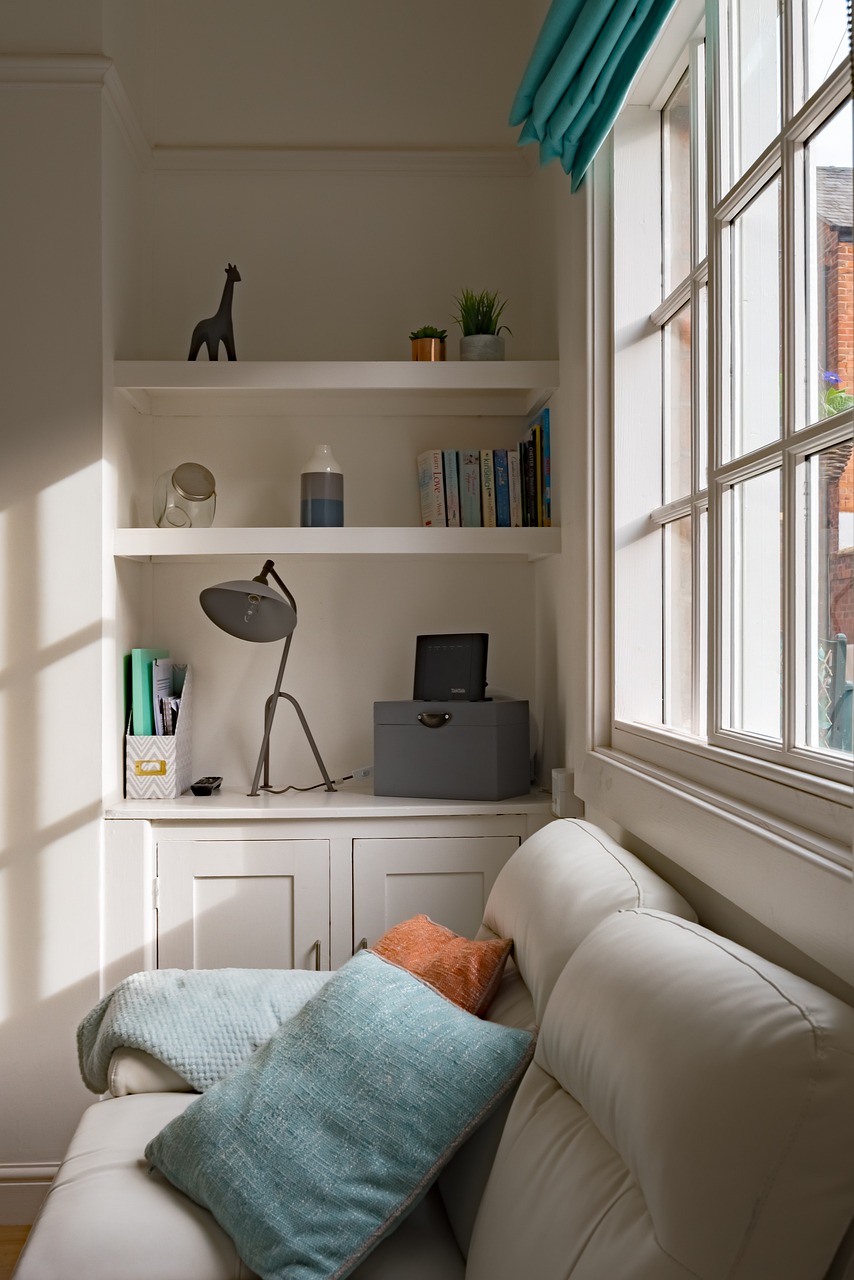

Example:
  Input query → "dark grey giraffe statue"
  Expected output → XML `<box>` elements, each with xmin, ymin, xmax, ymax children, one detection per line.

<box><xmin>188</xmin><ymin>263</ymin><xmax>241</xmax><ymax>361</ymax></box>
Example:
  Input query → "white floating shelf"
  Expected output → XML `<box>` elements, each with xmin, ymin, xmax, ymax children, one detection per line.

<box><xmin>113</xmin><ymin>360</ymin><xmax>559</xmax><ymax>418</ymax></box>
<box><xmin>114</xmin><ymin>526</ymin><xmax>561</xmax><ymax>562</ymax></box>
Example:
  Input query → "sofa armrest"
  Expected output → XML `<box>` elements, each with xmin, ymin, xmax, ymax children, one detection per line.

<box><xmin>108</xmin><ymin>1048</ymin><xmax>196</xmax><ymax>1097</ymax></box>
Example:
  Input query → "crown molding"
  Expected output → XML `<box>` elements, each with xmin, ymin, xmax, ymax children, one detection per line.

<box><xmin>151</xmin><ymin>144</ymin><xmax>535</xmax><ymax>177</ymax></box>
<box><xmin>0</xmin><ymin>54</ymin><xmax>151</xmax><ymax>171</ymax></box>
<box><xmin>0</xmin><ymin>57</ymin><xmax>536</xmax><ymax>179</ymax></box>
<box><xmin>0</xmin><ymin>53</ymin><xmax>111</xmax><ymax>84</ymax></box>
<box><xmin>103</xmin><ymin>63</ymin><xmax>151</xmax><ymax>172</ymax></box>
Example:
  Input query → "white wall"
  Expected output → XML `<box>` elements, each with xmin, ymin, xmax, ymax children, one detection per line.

<box><xmin>0</xmin><ymin>68</ymin><xmax>106</xmax><ymax>1218</ymax></box>
<box><xmin>0</xmin><ymin>0</ymin><xmax>560</xmax><ymax>1221</ymax></box>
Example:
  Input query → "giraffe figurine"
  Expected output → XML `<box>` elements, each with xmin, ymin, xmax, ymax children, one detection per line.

<box><xmin>188</xmin><ymin>263</ymin><xmax>241</xmax><ymax>361</ymax></box>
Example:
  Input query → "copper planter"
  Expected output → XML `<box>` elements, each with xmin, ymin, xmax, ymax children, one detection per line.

<box><xmin>411</xmin><ymin>338</ymin><xmax>446</xmax><ymax>361</ymax></box>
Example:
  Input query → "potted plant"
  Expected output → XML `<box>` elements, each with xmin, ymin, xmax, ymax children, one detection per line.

<box><xmin>409</xmin><ymin>325</ymin><xmax>447</xmax><ymax>361</ymax></box>
<box><xmin>452</xmin><ymin>288</ymin><xmax>511</xmax><ymax>361</ymax></box>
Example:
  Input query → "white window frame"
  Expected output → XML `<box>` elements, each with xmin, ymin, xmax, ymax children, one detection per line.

<box><xmin>577</xmin><ymin>0</ymin><xmax>853</xmax><ymax>985</ymax></box>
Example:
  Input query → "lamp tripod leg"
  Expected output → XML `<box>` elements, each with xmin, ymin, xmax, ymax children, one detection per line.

<box><xmin>278</xmin><ymin>693</ymin><xmax>336</xmax><ymax>792</ymax></box>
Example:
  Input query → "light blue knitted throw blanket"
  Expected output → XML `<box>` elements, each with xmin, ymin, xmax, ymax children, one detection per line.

<box><xmin>78</xmin><ymin>968</ymin><xmax>332</xmax><ymax>1094</ymax></box>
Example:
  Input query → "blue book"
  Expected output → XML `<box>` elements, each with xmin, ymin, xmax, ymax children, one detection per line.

<box><xmin>493</xmin><ymin>449</ymin><xmax>510</xmax><ymax>527</ymax></box>
<box><xmin>459</xmin><ymin>451</ymin><xmax>482</xmax><ymax>527</ymax></box>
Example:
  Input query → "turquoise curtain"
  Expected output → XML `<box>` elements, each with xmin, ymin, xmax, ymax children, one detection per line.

<box><xmin>509</xmin><ymin>0</ymin><xmax>679</xmax><ymax>191</ymax></box>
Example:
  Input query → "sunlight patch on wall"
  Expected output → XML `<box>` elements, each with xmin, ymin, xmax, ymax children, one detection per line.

<box><xmin>37</xmin><ymin>463</ymin><xmax>103</xmax><ymax>647</ymax></box>
<box><xmin>37</xmin><ymin>648</ymin><xmax>102</xmax><ymax>833</ymax></box>
<box><xmin>35</xmin><ymin>828</ymin><xmax>100</xmax><ymax>997</ymax></box>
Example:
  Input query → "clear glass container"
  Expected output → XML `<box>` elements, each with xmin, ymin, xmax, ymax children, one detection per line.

<box><xmin>154</xmin><ymin>462</ymin><xmax>216</xmax><ymax>528</ymax></box>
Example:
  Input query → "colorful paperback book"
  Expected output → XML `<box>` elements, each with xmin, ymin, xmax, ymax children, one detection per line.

<box><xmin>151</xmin><ymin>657</ymin><xmax>174</xmax><ymax>735</ymax></box>
<box><xmin>417</xmin><ymin>450</ymin><xmax>446</xmax><ymax>527</ymax></box>
<box><xmin>480</xmin><ymin>450</ymin><xmax>497</xmax><ymax>527</ymax></box>
<box><xmin>507</xmin><ymin>449</ymin><xmax>523</xmax><ymax>527</ymax></box>
<box><xmin>459</xmin><ymin>450</ymin><xmax>482</xmax><ymax>527</ymax></box>
<box><xmin>520</xmin><ymin>439</ymin><xmax>537</xmax><ymax>526</ymax></box>
<box><xmin>527</xmin><ymin>407</ymin><xmax>551</xmax><ymax>526</ymax></box>
<box><xmin>443</xmin><ymin>449</ymin><xmax>461</xmax><ymax>527</ymax></box>
<box><xmin>493</xmin><ymin>449</ymin><xmax>510</xmax><ymax>527</ymax></box>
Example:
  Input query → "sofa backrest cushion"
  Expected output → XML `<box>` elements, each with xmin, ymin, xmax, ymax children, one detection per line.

<box><xmin>440</xmin><ymin>820</ymin><xmax>696</xmax><ymax>1259</ymax></box>
<box><xmin>481</xmin><ymin>820</ymin><xmax>697</xmax><ymax>1023</ymax></box>
<box><xmin>465</xmin><ymin>908</ymin><xmax>854</xmax><ymax>1280</ymax></box>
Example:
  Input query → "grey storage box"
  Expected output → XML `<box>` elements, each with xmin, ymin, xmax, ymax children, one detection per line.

<box><xmin>373</xmin><ymin>698</ymin><xmax>530</xmax><ymax>800</ymax></box>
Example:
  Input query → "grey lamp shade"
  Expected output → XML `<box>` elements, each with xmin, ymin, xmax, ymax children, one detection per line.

<box><xmin>200</xmin><ymin>578</ymin><xmax>297</xmax><ymax>643</ymax></box>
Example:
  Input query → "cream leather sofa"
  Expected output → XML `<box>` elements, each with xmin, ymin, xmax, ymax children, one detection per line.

<box><xmin>14</xmin><ymin>819</ymin><xmax>854</xmax><ymax>1280</ymax></box>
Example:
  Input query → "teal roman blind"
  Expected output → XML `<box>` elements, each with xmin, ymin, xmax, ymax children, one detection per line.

<box><xmin>509</xmin><ymin>0</ymin><xmax>679</xmax><ymax>190</ymax></box>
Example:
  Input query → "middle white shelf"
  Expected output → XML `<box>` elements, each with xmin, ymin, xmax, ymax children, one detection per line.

<box><xmin>114</xmin><ymin>525</ymin><xmax>561</xmax><ymax>561</ymax></box>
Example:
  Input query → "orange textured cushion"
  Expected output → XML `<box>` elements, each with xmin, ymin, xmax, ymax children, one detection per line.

<box><xmin>371</xmin><ymin>915</ymin><xmax>512</xmax><ymax>1016</ymax></box>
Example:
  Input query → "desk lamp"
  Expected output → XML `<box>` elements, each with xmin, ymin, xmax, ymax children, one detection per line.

<box><xmin>200</xmin><ymin>559</ymin><xmax>335</xmax><ymax>796</ymax></box>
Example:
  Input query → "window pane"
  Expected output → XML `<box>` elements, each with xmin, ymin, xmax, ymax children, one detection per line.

<box><xmin>722</xmin><ymin>469</ymin><xmax>782</xmax><ymax>739</ymax></box>
<box><xmin>695</xmin><ymin>42</ymin><xmax>708</xmax><ymax>263</ymax></box>
<box><xmin>806</xmin><ymin>0</ymin><xmax>849</xmax><ymax>99</ymax></box>
<box><xmin>802</xmin><ymin>440</ymin><xmax>854</xmax><ymax>756</ymax></box>
<box><xmin>698</xmin><ymin>507</ymin><xmax>709</xmax><ymax>737</ymax></box>
<box><xmin>698</xmin><ymin>284</ymin><xmax>709</xmax><ymax>489</ymax></box>
<box><xmin>730</xmin><ymin>179</ymin><xmax>781</xmax><ymax>457</ymax></box>
<box><xmin>664</xmin><ymin>303</ymin><xmax>692</xmax><ymax>499</ymax></box>
<box><xmin>664</xmin><ymin>516</ymin><xmax>693</xmax><ymax>731</ymax></box>
<box><xmin>806</xmin><ymin>104</ymin><xmax>854</xmax><ymax>428</ymax></box>
<box><xmin>727</xmin><ymin>0</ymin><xmax>780</xmax><ymax>180</ymax></box>
<box><xmin>663</xmin><ymin>74</ymin><xmax>692</xmax><ymax>293</ymax></box>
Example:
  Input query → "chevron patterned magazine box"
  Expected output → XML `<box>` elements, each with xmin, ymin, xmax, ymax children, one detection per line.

<box><xmin>125</xmin><ymin>666</ymin><xmax>193</xmax><ymax>799</ymax></box>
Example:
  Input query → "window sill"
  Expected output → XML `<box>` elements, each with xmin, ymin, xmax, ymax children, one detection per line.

<box><xmin>576</xmin><ymin>743</ymin><xmax>853</xmax><ymax>985</ymax></box>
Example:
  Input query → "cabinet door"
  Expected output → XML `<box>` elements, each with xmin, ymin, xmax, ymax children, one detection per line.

<box><xmin>157</xmin><ymin>840</ymin><xmax>329</xmax><ymax>970</ymax></box>
<box><xmin>352</xmin><ymin>836</ymin><xmax>519</xmax><ymax>949</ymax></box>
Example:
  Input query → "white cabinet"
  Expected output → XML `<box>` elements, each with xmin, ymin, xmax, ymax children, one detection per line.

<box><xmin>103</xmin><ymin>793</ymin><xmax>551</xmax><ymax>987</ymax></box>
<box><xmin>353</xmin><ymin>836</ymin><xmax>519</xmax><ymax>947</ymax></box>
<box><xmin>156</xmin><ymin>838</ymin><xmax>329</xmax><ymax>970</ymax></box>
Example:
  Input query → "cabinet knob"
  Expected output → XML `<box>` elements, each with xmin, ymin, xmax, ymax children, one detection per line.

<box><xmin>312</xmin><ymin>939</ymin><xmax>322</xmax><ymax>970</ymax></box>
<box><xmin>355</xmin><ymin>936</ymin><xmax>368</xmax><ymax>953</ymax></box>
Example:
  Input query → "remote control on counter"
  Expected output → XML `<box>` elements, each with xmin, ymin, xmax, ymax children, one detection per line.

<box><xmin>190</xmin><ymin>776</ymin><xmax>223</xmax><ymax>796</ymax></box>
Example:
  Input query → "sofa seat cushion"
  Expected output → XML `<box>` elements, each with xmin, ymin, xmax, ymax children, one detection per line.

<box><xmin>13</xmin><ymin>1093</ymin><xmax>465</xmax><ymax>1280</ymax></box>
<box><xmin>466</xmin><ymin>909</ymin><xmax>854</xmax><ymax>1280</ymax></box>
<box><xmin>13</xmin><ymin>1094</ymin><xmax>259</xmax><ymax>1280</ymax></box>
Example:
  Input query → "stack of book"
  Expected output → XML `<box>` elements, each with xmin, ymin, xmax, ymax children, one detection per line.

<box><xmin>417</xmin><ymin>409</ymin><xmax>551</xmax><ymax>529</ymax></box>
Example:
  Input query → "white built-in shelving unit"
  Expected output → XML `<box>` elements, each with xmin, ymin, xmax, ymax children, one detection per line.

<box><xmin>112</xmin><ymin>360</ymin><xmax>560</xmax><ymax>562</ymax></box>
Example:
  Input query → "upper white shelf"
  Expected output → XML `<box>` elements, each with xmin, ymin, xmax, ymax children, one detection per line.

<box><xmin>113</xmin><ymin>360</ymin><xmax>559</xmax><ymax>418</ymax></box>
<box><xmin>114</xmin><ymin>526</ymin><xmax>561</xmax><ymax>562</ymax></box>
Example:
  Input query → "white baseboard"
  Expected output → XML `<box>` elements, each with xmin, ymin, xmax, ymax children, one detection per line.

<box><xmin>0</xmin><ymin>1166</ymin><xmax>56</xmax><ymax>1225</ymax></box>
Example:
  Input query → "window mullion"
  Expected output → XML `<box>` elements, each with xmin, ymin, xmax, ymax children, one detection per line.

<box><xmin>707</xmin><ymin>0</ymin><xmax>725</xmax><ymax>748</ymax></box>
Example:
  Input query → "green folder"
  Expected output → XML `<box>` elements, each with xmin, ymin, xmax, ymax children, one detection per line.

<box><xmin>130</xmin><ymin>648</ymin><xmax>169</xmax><ymax>736</ymax></box>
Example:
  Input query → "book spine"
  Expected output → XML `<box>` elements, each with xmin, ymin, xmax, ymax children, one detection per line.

<box><xmin>443</xmin><ymin>449</ymin><xmax>461</xmax><ymax>527</ymax></box>
<box><xmin>532</xmin><ymin>420</ymin><xmax>543</xmax><ymax>525</ymax></box>
<box><xmin>493</xmin><ymin>449</ymin><xmax>510</xmax><ymax>527</ymax></box>
<box><xmin>459</xmin><ymin>450</ymin><xmax>482</xmax><ymax>527</ymax></box>
<box><xmin>522</xmin><ymin>438</ymin><xmax>537</xmax><ymax>526</ymax></box>
<box><xmin>540</xmin><ymin>407</ymin><xmax>551</xmax><ymax>527</ymax></box>
<box><xmin>480</xmin><ymin>450</ymin><xmax>497</xmax><ymax>527</ymax></box>
<box><xmin>417</xmin><ymin>449</ymin><xmax>446</xmax><ymax>527</ymax></box>
<box><xmin>507</xmin><ymin>448</ymin><xmax>523</xmax><ymax>527</ymax></box>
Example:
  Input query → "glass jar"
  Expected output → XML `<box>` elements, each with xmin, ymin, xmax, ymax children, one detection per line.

<box><xmin>300</xmin><ymin>445</ymin><xmax>343</xmax><ymax>527</ymax></box>
<box><xmin>154</xmin><ymin>462</ymin><xmax>216</xmax><ymax>528</ymax></box>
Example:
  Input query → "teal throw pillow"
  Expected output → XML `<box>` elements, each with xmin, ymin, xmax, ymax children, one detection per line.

<box><xmin>145</xmin><ymin>950</ymin><xmax>533</xmax><ymax>1280</ymax></box>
